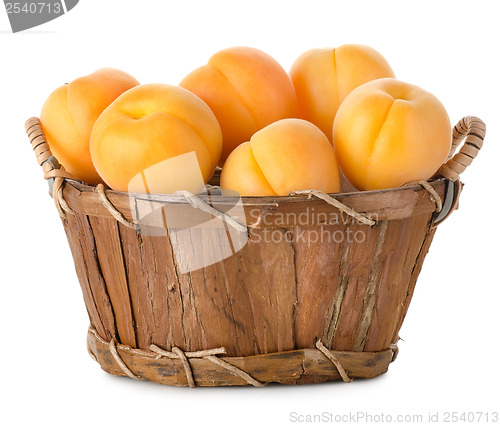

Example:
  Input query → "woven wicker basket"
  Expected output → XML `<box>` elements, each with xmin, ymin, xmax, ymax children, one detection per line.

<box><xmin>26</xmin><ymin>116</ymin><xmax>485</xmax><ymax>387</ymax></box>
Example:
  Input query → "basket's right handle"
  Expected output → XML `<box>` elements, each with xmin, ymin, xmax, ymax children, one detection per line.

<box><xmin>436</xmin><ymin>116</ymin><xmax>486</xmax><ymax>181</ymax></box>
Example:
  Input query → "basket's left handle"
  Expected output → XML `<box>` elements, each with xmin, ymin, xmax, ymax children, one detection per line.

<box><xmin>25</xmin><ymin>117</ymin><xmax>76</xmax><ymax>182</ymax></box>
<box><xmin>25</xmin><ymin>117</ymin><xmax>76</xmax><ymax>218</ymax></box>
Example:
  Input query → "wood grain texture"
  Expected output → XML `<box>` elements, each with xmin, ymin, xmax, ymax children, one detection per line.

<box><xmin>55</xmin><ymin>177</ymin><xmax>446</xmax><ymax>385</ymax></box>
<box><xmin>64</xmin><ymin>213</ymin><xmax>116</xmax><ymax>341</ymax></box>
<box><xmin>327</xmin><ymin>221</ymin><xmax>382</xmax><ymax>351</ymax></box>
<box><xmin>363</xmin><ymin>215</ymin><xmax>434</xmax><ymax>352</ymax></box>
<box><xmin>88</xmin><ymin>216</ymin><xmax>136</xmax><ymax>347</ymax></box>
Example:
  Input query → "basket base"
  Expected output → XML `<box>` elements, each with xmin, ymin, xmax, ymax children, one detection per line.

<box><xmin>87</xmin><ymin>327</ymin><xmax>397</xmax><ymax>387</ymax></box>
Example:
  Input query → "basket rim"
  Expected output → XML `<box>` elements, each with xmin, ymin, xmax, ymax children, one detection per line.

<box><xmin>65</xmin><ymin>176</ymin><xmax>448</xmax><ymax>206</ymax></box>
<box><xmin>58</xmin><ymin>176</ymin><xmax>450</xmax><ymax>227</ymax></box>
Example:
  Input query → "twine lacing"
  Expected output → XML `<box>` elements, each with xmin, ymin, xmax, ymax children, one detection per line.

<box><xmin>389</xmin><ymin>343</ymin><xmax>399</xmax><ymax>363</ymax></box>
<box><xmin>72</xmin><ymin>180</ymin><xmax>439</xmax><ymax>230</ymax></box>
<box><xmin>417</xmin><ymin>181</ymin><xmax>442</xmax><ymax>212</ymax></box>
<box><xmin>149</xmin><ymin>344</ymin><xmax>266</xmax><ymax>388</ymax></box>
<box><xmin>62</xmin><ymin>182</ymin><xmax>442</xmax><ymax>227</ymax></box>
<box><xmin>389</xmin><ymin>335</ymin><xmax>402</xmax><ymax>363</ymax></box>
<box><xmin>107</xmin><ymin>337</ymin><xmax>265</xmax><ymax>387</ymax></box>
<box><xmin>315</xmin><ymin>338</ymin><xmax>400</xmax><ymax>383</ymax></box>
<box><xmin>52</xmin><ymin>175</ymin><xmax>75</xmax><ymax>218</ymax></box>
<box><xmin>95</xmin><ymin>330</ymin><xmax>399</xmax><ymax>386</ymax></box>
<box><xmin>315</xmin><ymin>340</ymin><xmax>353</xmax><ymax>383</ymax></box>
<box><xmin>402</xmin><ymin>181</ymin><xmax>443</xmax><ymax>213</ymax></box>
<box><xmin>96</xmin><ymin>184</ymin><xmax>138</xmax><ymax>230</ymax></box>
<box><xmin>96</xmin><ymin>185</ymin><xmax>247</xmax><ymax>233</ymax></box>
<box><xmin>173</xmin><ymin>190</ymin><xmax>247</xmax><ymax>232</ymax></box>
<box><xmin>290</xmin><ymin>190</ymin><xmax>376</xmax><ymax>226</ymax></box>
<box><xmin>108</xmin><ymin>338</ymin><xmax>144</xmax><ymax>381</ymax></box>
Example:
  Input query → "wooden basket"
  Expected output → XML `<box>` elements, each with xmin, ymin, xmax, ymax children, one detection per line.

<box><xmin>25</xmin><ymin>116</ymin><xmax>485</xmax><ymax>387</ymax></box>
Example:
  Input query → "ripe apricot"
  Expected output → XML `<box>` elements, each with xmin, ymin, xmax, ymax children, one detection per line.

<box><xmin>180</xmin><ymin>47</ymin><xmax>298</xmax><ymax>163</ymax></box>
<box><xmin>290</xmin><ymin>44</ymin><xmax>395</xmax><ymax>141</ymax></box>
<box><xmin>40</xmin><ymin>68</ymin><xmax>139</xmax><ymax>185</ymax></box>
<box><xmin>333</xmin><ymin>78</ymin><xmax>451</xmax><ymax>190</ymax></box>
<box><xmin>220</xmin><ymin>119</ymin><xmax>340</xmax><ymax>196</ymax></box>
<box><xmin>90</xmin><ymin>84</ymin><xmax>222</xmax><ymax>194</ymax></box>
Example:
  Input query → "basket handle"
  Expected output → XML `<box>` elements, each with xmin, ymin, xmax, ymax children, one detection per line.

<box><xmin>25</xmin><ymin>117</ymin><xmax>76</xmax><ymax>182</ymax></box>
<box><xmin>25</xmin><ymin>117</ymin><xmax>77</xmax><ymax>218</ymax></box>
<box><xmin>436</xmin><ymin>116</ymin><xmax>486</xmax><ymax>181</ymax></box>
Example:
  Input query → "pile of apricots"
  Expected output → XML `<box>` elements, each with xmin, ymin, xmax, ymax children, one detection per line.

<box><xmin>40</xmin><ymin>45</ymin><xmax>452</xmax><ymax>195</ymax></box>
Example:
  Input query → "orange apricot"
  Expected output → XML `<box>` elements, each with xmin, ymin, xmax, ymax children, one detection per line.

<box><xmin>290</xmin><ymin>44</ymin><xmax>395</xmax><ymax>141</ymax></box>
<box><xmin>90</xmin><ymin>84</ymin><xmax>222</xmax><ymax>194</ymax></box>
<box><xmin>40</xmin><ymin>68</ymin><xmax>139</xmax><ymax>185</ymax></box>
<box><xmin>333</xmin><ymin>78</ymin><xmax>451</xmax><ymax>190</ymax></box>
<box><xmin>180</xmin><ymin>47</ymin><xmax>298</xmax><ymax>163</ymax></box>
<box><xmin>221</xmin><ymin>119</ymin><xmax>340</xmax><ymax>196</ymax></box>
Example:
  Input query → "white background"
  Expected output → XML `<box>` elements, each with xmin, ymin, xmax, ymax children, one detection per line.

<box><xmin>1</xmin><ymin>1</ymin><xmax>499</xmax><ymax>425</ymax></box>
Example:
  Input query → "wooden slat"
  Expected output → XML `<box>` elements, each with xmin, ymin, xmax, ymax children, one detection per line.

<box><xmin>327</xmin><ymin>220</ymin><xmax>382</xmax><ymax>351</ymax></box>
<box><xmin>117</xmin><ymin>225</ymin><xmax>155</xmax><ymax>349</ymax></box>
<box><xmin>389</xmin><ymin>225</ymin><xmax>438</xmax><ymax>346</ymax></box>
<box><xmin>363</xmin><ymin>214</ymin><xmax>433</xmax><ymax>351</ymax></box>
<box><xmin>292</xmin><ymin>225</ymin><xmax>347</xmax><ymax>349</ymax></box>
<box><xmin>140</xmin><ymin>231</ymin><xmax>186</xmax><ymax>351</ymax></box>
<box><xmin>64</xmin><ymin>213</ymin><xmax>116</xmax><ymax>341</ymax></box>
<box><xmin>232</xmin><ymin>228</ymin><xmax>297</xmax><ymax>355</ymax></box>
<box><xmin>88</xmin><ymin>216</ymin><xmax>136</xmax><ymax>347</ymax></box>
<box><xmin>351</xmin><ymin>221</ymin><xmax>389</xmax><ymax>351</ymax></box>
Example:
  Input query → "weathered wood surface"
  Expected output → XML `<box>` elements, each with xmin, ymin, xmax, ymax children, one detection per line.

<box><xmin>63</xmin><ymin>213</ymin><xmax>116</xmax><ymax>342</ymax></box>
<box><xmin>87</xmin><ymin>216</ymin><xmax>137</xmax><ymax>347</ymax></box>
<box><xmin>63</xmin><ymin>195</ymin><xmax>437</xmax><ymax>358</ymax></box>
<box><xmin>87</xmin><ymin>328</ymin><xmax>394</xmax><ymax>386</ymax></box>
<box><xmin>56</xmin><ymin>168</ymin><xmax>444</xmax><ymax>383</ymax></box>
